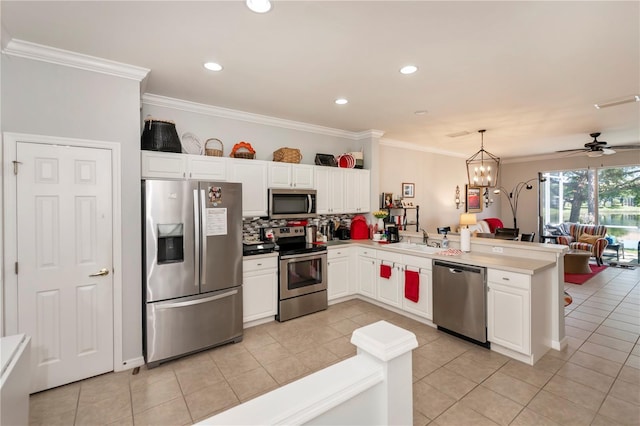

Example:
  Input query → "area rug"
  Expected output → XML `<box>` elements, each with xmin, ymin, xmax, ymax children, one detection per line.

<box><xmin>564</xmin><ymin>264</ymin><xmax>607</xmax><ymax>285</ymax></box>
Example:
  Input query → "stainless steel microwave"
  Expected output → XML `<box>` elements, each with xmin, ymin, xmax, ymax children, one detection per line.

<box><xmin>268</xmin><ymin>189</ymin><xmax>317</xmax><ymax>219</ymax></box>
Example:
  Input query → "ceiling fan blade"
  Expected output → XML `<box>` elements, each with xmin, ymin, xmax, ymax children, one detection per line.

<box><xmin>556</xmin><ymin>148</ymin><xmax>588</xmax><ymax>153</ymax></box>
<box><xmin>609</xmin><ymin>144</ymin><xmax>640</xmax><ymax>150</ymax></box>
<box><xmin>602</xmin><ymin>148</ymin><xmax>616</xmax><ymax>155</ymax></box>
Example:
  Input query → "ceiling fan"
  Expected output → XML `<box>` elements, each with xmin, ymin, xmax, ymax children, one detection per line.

<box><xmin>557</xmin><ymin>133</ymin><xmax>640</xmax><ymax>157</ymax></box>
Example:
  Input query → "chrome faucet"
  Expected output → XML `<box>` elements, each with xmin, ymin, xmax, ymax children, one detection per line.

<box><xmin>420</xmin><ymin>228</ymin><xmax>429</xmax><ymax>245</ymax></box>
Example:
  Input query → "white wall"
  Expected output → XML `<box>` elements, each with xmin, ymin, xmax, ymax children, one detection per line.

<box><xmin>378</xmin><ymin>143</ymin><xmax>501</xmax><ymax>233</ymax></box>
<box><xmin>500</xmin><ymin>154</ymin><xmax>640</xmax><ymax>235</ymax></box>
<box><xmin>1</xmin><ymin>55</ymin><xmax>142</xmax><ymax>363</ymax></box>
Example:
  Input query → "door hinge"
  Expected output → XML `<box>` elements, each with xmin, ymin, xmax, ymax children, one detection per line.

<box><xmin>15</xmin><ymin>262</ymin><xmax>19</xmax><ymax>274</ymax></box>
<box><xmin>13</xmin><ymin>161</ymin><xmax>23</xmax><ymax>175</ymax></box>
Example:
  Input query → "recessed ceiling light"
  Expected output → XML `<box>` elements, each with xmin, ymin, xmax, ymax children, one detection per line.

<box><xmin>335</xmin><ymin>98</ymin><xmax>348</xmax><ymax>105</ymax></box>
<box><xmin>414</xmin><ymin>110</ymin><xmax>428</xmax><ymax>115</ymax></box>
<box><xmin>204</xmin><ymin>62</ymin><xmax>223</xmax><ymax>72</ymax></box>
<box><xmin>400</xmin><ymin>65</ymin><xmax>418</xmax><ymax>75</ymax></box>
<box><xmin>246</xmin><ymin>0</ymin><xmax>271</xmax><ymax>13</ymax></box>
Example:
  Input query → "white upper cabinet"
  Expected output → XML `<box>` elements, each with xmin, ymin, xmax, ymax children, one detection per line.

<box><xmin>228</xmin><ymin>159</ymin><xmax>269</xmax><ymax>217</ymax></box>
<box><xmin>186</xmin><ymin>154</ymin><xmax>227</xmax><ymax>181</ymax></box>
<box><xmin>344</xmin><ymin>169</ymin><xmax>370</xmax><ymax>213</ymax></box>
<box><xmin>141</xmin><ymin>151</ymin><xmax>188</xmax><ymax>179</ymax></box>
<box><xmin>315</xmin><ymin>167</ymin><xmax>345</xmax><ymax>214</ymax></box>
<box><xmin>268</xmin><ymin>163</ymin><xmax>314</xmax><ymax>189</ymax></box>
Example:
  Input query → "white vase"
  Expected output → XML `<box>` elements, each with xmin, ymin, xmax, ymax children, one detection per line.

<box><xmin>377</xmin><ymin>218</ymin><xmax>385</xmax><ymax>230</ymax></box>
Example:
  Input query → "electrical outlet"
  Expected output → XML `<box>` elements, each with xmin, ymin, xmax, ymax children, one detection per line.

<box><xmin>492</xmin><ymin>246</ymin><xmax>503</xmax><ymax>253</ymax></box>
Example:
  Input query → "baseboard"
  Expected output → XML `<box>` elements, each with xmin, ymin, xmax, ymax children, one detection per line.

<box><xmin>551</xmin><ymin>336</ymin><xmax>568</xmax><ymax>351</ymax></box>
<box><xmin>115</xmin><ymin>356</ymin><xmax>145</xmax><ymax>372</ymax></box>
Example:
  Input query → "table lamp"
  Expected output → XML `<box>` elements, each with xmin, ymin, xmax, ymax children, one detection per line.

<box><xmin>460</xmin><ymin>213</ymin><xmax>477</xmax><ymax>252</ymax></box>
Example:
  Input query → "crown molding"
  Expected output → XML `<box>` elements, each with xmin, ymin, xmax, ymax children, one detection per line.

<box><xmin>142</xmin><ymin>93</ymin><xmax>377</xmax><ymax>140</ymax></box>
<box><xmin>2</xmin><ymin>39</ymin><xmax>150</xmax><ymax>81</ymax></box>
<box><xmin>380</xmin><ymin>137</ymin><xmax>467</xmax><ymax>158</ymax></box>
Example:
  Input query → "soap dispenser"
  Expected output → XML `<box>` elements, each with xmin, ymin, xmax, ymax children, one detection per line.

<box><xmin>441</xmin><ymin>232</ymin><xmax>449</xmax><ymax>248</ymax></box>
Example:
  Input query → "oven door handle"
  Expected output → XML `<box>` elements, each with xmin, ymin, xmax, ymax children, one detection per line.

<box><xmin>280</xmin><ymin>252</ymin><xmax>326</xmax><ymax>261</ymax></box>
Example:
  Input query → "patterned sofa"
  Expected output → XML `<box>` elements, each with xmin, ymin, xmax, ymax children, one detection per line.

<box><xmin>556</xmin><ymin>223</ymin><xmax>608</xmax><ymax>266</ymax></box>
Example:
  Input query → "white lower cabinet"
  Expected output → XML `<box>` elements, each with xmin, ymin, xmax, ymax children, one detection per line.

<box><xmin>327</xmin><ymin>247</ymin><xmax>352</xmax><ymax>301</ymax></box>
<box><xmin>487</xmin><ymin>269</ymin><xmax>531</xmax><ymax>355</ymax></box>
<box><xmin>242</xmin><ymin>256</ymin><xmax>278</xmax><ymax>323</ymax></box>
<box><xmin>401</xmin><ymin>254</ymin><xmax>433</xmax><ymax>320</ymax></box>
<box><xmin>376</xmin><ymin>251</ymin><xmax>403</xmax><ymax>308</ymax></box>
<box><xmin>357</xmin><ymin>248</ymin><xmax>377</xmax><ymax>299</ymax></box>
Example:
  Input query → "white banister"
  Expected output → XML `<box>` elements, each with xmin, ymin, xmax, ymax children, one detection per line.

<box><xmin>197</xmin><ymin>320</ymin><xmax>417</xmax><ymax>426</ymax></box>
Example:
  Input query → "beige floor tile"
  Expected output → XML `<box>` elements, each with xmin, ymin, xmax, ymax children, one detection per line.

<box><xmin>444</xmin><ymin>348</ymin><xmax>508</xmax><ymax>383</ymax></box>
<box><xmin>509</xmin><ymin>408</ymin><xmax>561</xmax><ymax>426</ymax></box>
<box><xmin>555</xmin><ymin>361</ymin><xmax>615</xmax><ymax>393</ymax></box>
<box><xmin>626</xmin><ymin>353</ymin><xmax>640</xmax><ymax>369</ymax></box>
<box><xmin>29</xmin><ymin>408</ymin><xmax>77</xmax><ymax>426</ymax></box>
<box><xmin>295</xmin><ymin>346</ymin><xmax>339</xmax><ymax>371</ymax></box>
<box><xmin>568</xmin><ymin>350</ymin><xmax>623</xmax><ymax>377</ymax></box>
<box><xmin>225</xmin><ymin>367</ymin><xmax>278</xmax><ymax>401</ymax></box>
<box><xmin>322</xmin><ymin>335</ymin><xmax>357</xmax><ymax>358</ymax></box>
<box><xmin>412</xmin><ymin>352</ymin><xmax>441</xmax><ymax>380</ymax></box>
<box><xmin>412</xmin><ymin>409</ymin><xmax>431</xmax><ymax>426</ymax></box>
<box><xmin>498</xmin><ymin>360</ymin><xmax>554</xmax><ymax>388</ymax></box>
<box><xmin>609</xmin><ymin>311</ymin><xmax>640</xmax><ymax>326</ymax></box>
<box><xmin>106</xmin><ymin>414</ymin><xmax>134</xmax><ymax>426</ymax></box>
<box><xmin>609</xmin><ymin>377</ymin><xmax>640</xmax><ymax>405</ymax></box>
<box><xmin>413</xmin><ymin>380</ymin><xmax>457</xmax><ymax>420</ymax></box>
<box><xmin>75</xmin><ymin>392</ymin><xmax>132</xmax><ymax>426</ymax></box>
<box><xmin>239</xmin><ymin>327</ymin><xmax>277</xmax><ymax>350</ymax></box>
<box><xmin>423</xmin><ymin>367</ymin><xmax>476</xmax><ymax>400</ymax></box>
<box><xmin>350</xmin><ymin>311</ymin><xmax>386</xmax><ymax>327</ymax></box>
<box><xmin>133</xmin><ymin>397</ymin><xmax>191</xmax><ymax>426</ymax></box>
<box><xmin>526</xmin><ymin>389</ymin><xmax>596</xmax><ymax>425</ymax></box>
<box><xmin>173</xmin><ymin>358</ymin><xmax>225</xmax><ymax>396</ymax></box>
<box><xmin>29</xmin><ymin>382</ymin><xmax>80</xmax><ymax>421</ymax></box>
<box><xmin>574</xmin><ymin>305</ymin><xmax>611</xmax><ymax>317</ymax></box>
<box><xmin>564</xmin><ymin>325</ymin><xmax>592</xmax><ymax>340</ymax></box>
<box><xmin>481</xmin><ymin>371</ymin><xmax>539</xmax><ymax>405</ymax></box>
<box><xmin>590</xmin><ymin>413</ymin><xmax>626</xmax><ymax>426</ymax></box>
<box><xmin>579</xmin><ymin>341</ymin><xmax>630</xmax><ymax>363</ymax></box>
<box><xmin>328</xmin><ymin>318</ymin><xmax>362</xmax><ymax>335</ymax></box>
<box><xmin>131</xmin><ymin>374</ymin><xmax>183</xmax><ymax>414</ymax></box>
<box><xmin>543</xmin><ymin>375</ymin><xmax>607</xmax><ymax>411</ymax></box>
<box><xmin>414</xmin><ymin>336</ymin><xmax>471</xmax><ymax>367</ymax></box>
<box><xmin>588</xmin><ymin>332</ymin><xmax>635</xmax><ymax>352</ymax></box>
<box><xmin>247</xmin><ymin>341</ymin><xmax>292</xmax><ymax>365</ymax></box>
<box><xmin>458</xmin><ymin>385</ymin><xmax>523</xmax><ymax>425</ymax></box>
<box><xmin>617</xmin><ymin>365</ymin><xmax>640</xmax><ymax>385</ymax></box>
<box><xmin>603</xmin><ymin>318</ymin><xmax>640</xmax><ymax>334</ymax></box>
<box><xmin>567</xmin><ymin>310</ymin><xmax>606</xmax><ymax>324</ymax></box>
<box><xmin>183</xmin><ymin>380</ymin><xmax>239</xmax><ymax>421</ymax></box>
<box><xmin>532</xmin><ymin>354</ymin><xmax>566</xmax><ymax>374</ymax></box>
<box><xmin>78</xmin><ymin>372</ymin><xmax>131</xmax><ymax>405</ymax></box>
<box><xmin>564</xmin><ymin>316</ymin><xmax>599</xmax><ymax>332</ymax></box>
<box><xmin>215</xmin><ymin>350</ymin><xmax>262</xmax><ymax>379</ymax></box>
<box><xmin>595</xmin><ymin>325</ymin><xmax>639</xmax><ymax>343</ymax></box>
<box><xmin>129</xmin><ymin>364</ymin><xmax>176</xmax><ymax>393</ymax></box>
<box><xmin>263</xmin><ymin>355</ymin><xmax>311</xmax><ymax>385</ymax></box>
<box><xmin>434</xmin><ymin>402</ymin><xmax>499</xmax><ymax>426</ymax></box>
<box><xmin>598</xmin><ymin>394</ymin><xmax>640</xmax><ymax>424</ymax></box>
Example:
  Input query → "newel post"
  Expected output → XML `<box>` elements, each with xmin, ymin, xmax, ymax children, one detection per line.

<box><xmin>351</xmin><ymin>321</ymin><xmax>418</xmax><ymax>425</ymax></box>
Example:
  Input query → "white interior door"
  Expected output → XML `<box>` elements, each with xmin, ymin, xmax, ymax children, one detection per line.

<box><xmin>16</xmin><ymin>142</ymin><xmax>114</xmax><ymax>393</ymax></box>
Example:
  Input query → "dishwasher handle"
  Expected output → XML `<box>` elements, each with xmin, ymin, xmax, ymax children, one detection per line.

<box><xmin>433</xmin><ymin>260</ymin><xmax>484</xmax><ymax>274</ymax></box>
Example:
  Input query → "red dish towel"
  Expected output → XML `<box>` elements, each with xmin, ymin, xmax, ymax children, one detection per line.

<box><xmin>380</xmin><ymin>264</ymin><xmax>392</xmax><ymax>279</ymax></box>
<box><xmin>404</xmin><ymin>270</ymin><xmax>420</xmax><ymax>303</ymax></box>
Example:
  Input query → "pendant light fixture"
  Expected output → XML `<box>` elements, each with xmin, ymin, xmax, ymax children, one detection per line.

<box><xmin>466</xmin><ymin>129</ymin><xmax>500</xmax><ymax>188</ymax></box>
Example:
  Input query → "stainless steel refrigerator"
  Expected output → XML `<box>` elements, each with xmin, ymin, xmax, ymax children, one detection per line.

<box><xmin>142</xmin><ymin>180</ymin><xmax>243</xmax><ymax>367</ymax></box>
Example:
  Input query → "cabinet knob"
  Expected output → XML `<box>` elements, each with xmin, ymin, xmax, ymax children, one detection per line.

<box><xmin>257</xmin><ymin>263</ymin><xmax>262</xmax><ymax>266</ymax></box>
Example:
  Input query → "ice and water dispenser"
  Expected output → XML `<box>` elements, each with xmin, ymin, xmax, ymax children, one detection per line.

<box><xmin>157</xmin><ymin>224</ymin><xmax>184</xmax><ymax>264</ymax></box>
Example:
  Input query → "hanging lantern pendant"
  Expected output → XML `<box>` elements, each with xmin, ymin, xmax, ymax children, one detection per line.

<box><xmin>466</xmin><ymin>129</ymin><xmax>500</xmax><ymax>188</ymax></box>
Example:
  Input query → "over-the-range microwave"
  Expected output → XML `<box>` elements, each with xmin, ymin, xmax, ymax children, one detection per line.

<box><xmin>268</xmin><ymin>188</ymin><xmax>317</xmax><ymax>219</ymax></box>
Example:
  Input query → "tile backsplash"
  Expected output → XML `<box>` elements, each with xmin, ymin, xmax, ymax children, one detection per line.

<box><xmin>243</xmin><ymin>214</ymin><xmax>355</xmax><ymax>239</ymax></box>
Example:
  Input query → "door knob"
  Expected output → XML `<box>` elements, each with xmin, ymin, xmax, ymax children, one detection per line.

<box><xmin>89</xmin><ymin>268</ymin><xmax>110</xmax><ymax>277</ymax></box>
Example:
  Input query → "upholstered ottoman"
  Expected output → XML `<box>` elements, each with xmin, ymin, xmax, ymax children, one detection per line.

<box><xmin>564</xmin><ymin>249</ymin><xmax>592</xmax><ymax>274</ymax></box>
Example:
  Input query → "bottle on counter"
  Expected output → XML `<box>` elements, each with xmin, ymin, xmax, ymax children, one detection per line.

<box><xmin>441</xmin><ymin>234</ymin><xmax>449</xmax><ymax>248</ymax></box>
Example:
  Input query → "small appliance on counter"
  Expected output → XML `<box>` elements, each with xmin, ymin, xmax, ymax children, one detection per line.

<box><xmin>386</xmin><ymin>225</ymin><xmax>400</xmax><ymax>243</ymax></box>
<box><xmin>350</xmin><ymin>215</ymin><xmax>369</xmax><ymax>240</ymax></box>
<box><xmin>243</xmin><ymin>239</ymin><xmax>276</xmax><ymax>256</ymax></box>
<box><xmin>336</xmin><ymin>227</ymin><xmax>350</xmax><ymax>240</ymax></box>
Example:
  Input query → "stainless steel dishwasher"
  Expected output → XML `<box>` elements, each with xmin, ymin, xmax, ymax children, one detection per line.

<box><xmin>432</xmin><ymin>260</ymin><xmax>488</xmax><ymax>346</ymax></box>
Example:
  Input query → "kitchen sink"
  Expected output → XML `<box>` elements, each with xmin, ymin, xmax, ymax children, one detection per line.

<box><xmin>390</xmin><ymin>243</ymin><xmax>442</xmax><ymax>254</ymax></box>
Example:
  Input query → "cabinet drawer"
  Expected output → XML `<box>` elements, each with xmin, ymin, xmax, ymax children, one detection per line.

<box><xmin>402</xmin><ymin>254</ymin><xmax>432</xmax><ymax>270</ymax></box>
<box><xmin>358</xmin><ymin>247</ymin><xmax>376</xmax><ymax>258</ymax></box>
<box><xmin>243</xmin><ymin>256</ymin><xmax>278</xmax><ymax>272</ymax></box>
<box><xmin>488</xmin><ymin>269</ymin><xmax>529</xmax><ymax>289</ymax></box>
<box><xmin>377</xmin><ymin>250</ymin><xmax>403</xmax><ymax>263</ymax></box>
<box><xmin>328</xmin><ymin>246</ymin><xmax>351</xmax><ymax>259</ymax></box>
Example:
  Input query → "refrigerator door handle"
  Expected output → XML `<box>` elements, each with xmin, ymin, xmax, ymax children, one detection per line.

<box><xmin>193</xmin><ymin>189</ymin><xmax>200</xmax><ymax>291</ymax></box>
<box><xmin>200</xmin><ymin>189</ymin><xmax>207</xmax><ymax>285</ymax></box>
<box><xmin>156</xmin><ymin>289</ymin><xmax>239</xmax><ymax>310</ymax></box>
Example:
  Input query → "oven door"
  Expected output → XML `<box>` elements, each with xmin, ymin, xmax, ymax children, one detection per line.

<box><xmin>279</xmin><ymin>252</ymin><xmax>327</xmax><ymax>299</ymax></box>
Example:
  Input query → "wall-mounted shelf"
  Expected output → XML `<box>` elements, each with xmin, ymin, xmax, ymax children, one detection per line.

<box><xmin>383</xmin><ymin>206</ymin><xmax>419</xmax><ymax>231</ymax></box>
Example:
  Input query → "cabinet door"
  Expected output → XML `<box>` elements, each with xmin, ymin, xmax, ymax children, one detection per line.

<box><xmin>343</xmin><ymin>170</ymin><xmax>359</xmax><ymax>213</ymax></box>
<box><xmin>243</xmin><ymin>268</ymin><xmax>278</xmax><ymax>323</ymax></box>
<box><xmin>487</xmin><ymin>282</ymin><xmax>530</xmax><ymax>354</ymax></box>
<box><xmin>357</xmin><ymin>256</ymin><xmax>377</xmax><ymax>299</ymax></box>
<box><xmin>187</xmin><ymin>155</ymin><xmax>227</xmax><ymax>181</ymax></box>
<box><xmin>141</xmin><ymin>151</ymin><xmax>187</xmax><ymax>179</ymax></box>
<box><xmin>268</xmin><ymin>163</ymin><xmax>292</xmax><ymax>188</ymax></box>
<box><xmin>315</xmin><ymin>168</ymin><xmax>330</xmax><ymax>214</ymax></box>
<box><xmin>329</xmin><ymin>169</ymin><xmax>345</xmax><ymax>213</ymax></box>
<box><xmin>357</xmin><ymin>169</ymin><xmax>370</xmax><ymax>213</ymax></box>
<box><xmin>328</xmin><ymin>255</ymin><xmax>350</xmax><ymax>300</ymax></box>
<box><xmin>402</xmin><ymin>267</ymin><xmax>433</xmax><ymax>320</ymax></box>
<box><xmin>378</xmin><ymin>262</ymin><xmax>401</xmax><ymax>308</ymax></box>
<box><xmin>229</xmin><ymin>160</ymin><xmax>268</xmax><ymax>217</ymax></box>
<box><xmin>292</xmin><ymin>164</ymin><xmax>315</xmax><ymax>189</ymax></box>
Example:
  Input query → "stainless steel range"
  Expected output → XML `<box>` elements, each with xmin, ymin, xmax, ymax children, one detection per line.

<box><xmin>273</xmin><ymin>226</ymin><xmax>327</xmax><ymax>322</ymax></box>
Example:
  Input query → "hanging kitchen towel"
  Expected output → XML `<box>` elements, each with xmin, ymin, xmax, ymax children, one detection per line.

<box><xmin>380</xmin><ymin>264</ymin><xmax>392</xmax><ymax>279</ymax></box>
<box><xmin>404</xmin><ymin>270</ymin><xmax>420</xmax><ymax>303</ymax></box>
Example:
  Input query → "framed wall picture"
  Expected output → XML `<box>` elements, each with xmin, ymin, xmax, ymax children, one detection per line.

<box><xmin>381</xmin><ymin>192</ymin><xmax>394</xmax><ymax>208</ymax></box>
<box><xmin>402</xmin><ymin>182</ymin><xmax>415</xmax><ymax>198</ymax></box>
<box><xmin>466</xmin><ymin>185</ymin><xmax>483</xmax><ymax>213</ymax></box>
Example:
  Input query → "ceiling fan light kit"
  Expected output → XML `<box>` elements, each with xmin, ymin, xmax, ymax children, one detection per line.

<box><xmin>556</xmin><ymin>132</ymin><xmax>639</xmax><ymax>157</ymax></box>
<box><xmin>466</xmin><ymin>129</ymin><xmax>500</xmax><ymax>188</ymax></box>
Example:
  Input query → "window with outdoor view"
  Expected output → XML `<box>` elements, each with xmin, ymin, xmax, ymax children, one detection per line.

<box><xmin>541</xmin><ymin>165</ymin><xmax>639</xmax><ymax>260</ymax></box>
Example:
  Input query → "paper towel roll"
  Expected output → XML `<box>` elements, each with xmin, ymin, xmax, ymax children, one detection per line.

<box><xmin>461</xmin><ymin>227</ymin><xmax>471</xmax><ymax>252</ymax></box>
